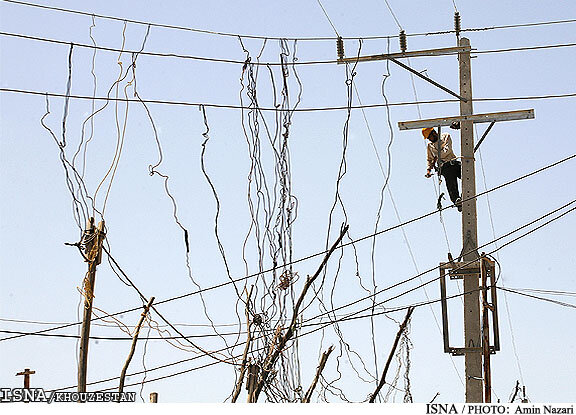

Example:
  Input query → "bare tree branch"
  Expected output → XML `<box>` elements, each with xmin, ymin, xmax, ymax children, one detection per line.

<box><xmin>232</xmin><ymin>286</ymin><xmax>254</xmax><ymax>402</ymax></box>
<box><xmin>369</xmin><ymin>307</ymin><xmax>414</xmax><ymax>403</ymax></box>
<box><xmin>118</xmin><ymin>296</ymin><xmax>154</xmax><ymax>400</ymax></box>
<box><xmin>302</xmin><ymin>345</ymin><xmax>334</xmax><ymax>403</ymax></box>
<box><xmin>252</xmin><ymin>224</ymin><xmax>349</xmax><ymax>402</ymax></box>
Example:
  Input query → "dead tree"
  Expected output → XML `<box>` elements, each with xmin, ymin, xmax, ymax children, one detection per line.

<box><xmin>250</xmin><ymin>224</ymin><xmax>349</xmax><ymax>402</ymax></box>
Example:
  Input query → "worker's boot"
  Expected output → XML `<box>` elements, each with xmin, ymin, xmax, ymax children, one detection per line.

<box><xmin>455</xmin><ymin>197</ymin><xmax>462</xmax><ymax>212</ymax></box>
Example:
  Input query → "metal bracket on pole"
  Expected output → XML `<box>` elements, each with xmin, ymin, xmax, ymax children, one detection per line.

<box><xmin>337</xmin><ymin>45</ymin><xmax>470</xmax><ymax>102</ymax></box>
<box><xmin>398</xmin><ymin>109</ymin><xmax>534</xmax><ymax>131</ymax></box>
<box><xmin>474</xmin><ymin>121</ymin><xmax>495</xmax><ymax>153</ymax></box>
<box><xmin>439</xmin><ymin>258</ymin><xmax>500</xmax><ymax>357</ymax></box>
<box><xmin>388</xmin><ymin>57</ymin><xmax>467</xmax><ymax>102</ymax></box>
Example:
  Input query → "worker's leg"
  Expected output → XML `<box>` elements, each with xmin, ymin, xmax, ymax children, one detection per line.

<box><xmin>455</xmin><ymin>160</ymin><xmax>461</xmax><ymax>180</ymax></box>
<box><xmin>441</xmin><ymin>164</ymin><xmax>461</xmax><ymax>204</ymax></box>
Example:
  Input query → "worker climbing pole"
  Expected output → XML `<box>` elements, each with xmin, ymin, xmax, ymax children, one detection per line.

<box><xmin>423</xmin><ymin>124</ymin><xmax>463</xmax><ymax>212</ymax></box>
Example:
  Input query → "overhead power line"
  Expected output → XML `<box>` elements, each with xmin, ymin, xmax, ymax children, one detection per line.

<box><xmin>305</xmin><ymin>201</ymin><xmax>576</xmax><ymax>324</ymax></box>
<box><xmin>2</xmin><ymin>0</ymin><xmax>576</xmax><ymax>41</ymax></box>
<box><xmin>497</xmin><ymin>287</ymin><xmax>576</xmax><ymax>310</ymax></box>
<box><xmin>0</xmin><ymin>316</ymin><xmax>237</xmax><ymax>328</ymax></box>
<box><xmin>54</xmin><ymin>264</ymin><xmax>576</xmax><ymax>392</ymax></box>
<box><xmin>1</xmin><ymin>87</ymin><xmax>575</xmax><ymax>113</ymax></box>
<box><xmin>1</xmin><ymin>31</ymin><xmax>575</xmax><ymax>67</ymax></box>
<box><xmin>476</xmin><ymin>43</ymin><xmax>576</xmax><ymax>55</ymax></box>
<box><xmin>3</xmin><ymin>172</ymin><xmax>574</xmax><ymax>347</ymax></box>
<box><xmin>1</xmin><ymin>153</ymin><xmax>574</xmax><ymax>345</ymax></box>
<box><xmin>1</xmin><ymin>152</ymin><xmax>573</xmax><ymax>345</ymax></box>
<box><xmin>42</xmin><ymin>197</ymin><xmax>576</xmax><ymax>392</ymax></box>
<box><xmin>46</xmin><ymin>287</ymin><xmax>481</xmax><ymax>393</ymax></box>
<box><xmin>503</xmin><ymin>287</ymin><xmax>576</xmax><ymax>297</ymax></box>
<box><xmin>0</xmin><ymin>329</ymin><xmax>243</xmax><ymax>340</ymax></box>
<box><xmin>133</xmin><ymin>157</ymin><xmax>576</xmax><ymax>316</ymax></box>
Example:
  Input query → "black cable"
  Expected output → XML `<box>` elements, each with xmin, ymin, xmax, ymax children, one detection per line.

<box><xmin>101</xmin><ymin>246</ymin><xmax>238</xmax><ymax>366</ymax></box>
<box><xmin>475</xmin><ymin>43</ymin><xmax>576</xmax><ymax>55</ymax></box>
<box><xmin>48</xmin><ymin>287</ymin><xmax>473</xmax><ymax>393</ymax></box>
<box><xmin>503</xmin><ymin>287</ymin><xmax>576</xmax><ymax>297</ymax></box>
<box><xmin>3</xmin><ymin>0</ymin><xmax>576</xmax><ymax>41</ymax></box>
<box><xmin>1</xmin><ymin>31</ymin><xmax>575</xmax><ymax>67</ymax></box>
<box><xmin>0</xmin><ymin>329</ymin><xmax>244</xmax><ymax>340</ymax></box>
<box><xmin>2</xmin><ymin>87</ymin><xmax>576</xmax><ymax>113</ymax></box>
<box><xmin>302</xmin><ymin>199</ymin><xmax>576</xmax><ymax>325</ymax></box>
<box><xmin>53</xmin><ymin>285</ymin><xmax>504</xmax><ymax>393</ymax></box>
<box><xmin>497</xmin><ymin>287</ymin><xmax>576</xmax><ymax>310</ymax></box>
<box><xmin>45</xmin><ymin>200</ymin><xmax>576</xmax><ymax>393</ymax></box>
<box><xmin>1</xmin><ymin>154</ymin><xmax>574</xmax><ymax>344</ymax></box>
<box><xmin>11</xmin><ymin>199</ymin><xmax>576</xmax><ymax>396</ymax></box>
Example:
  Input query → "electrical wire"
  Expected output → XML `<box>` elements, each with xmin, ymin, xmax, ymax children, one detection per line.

<box><xmin>49</xmin><ymin>275</ymin><xmax>567</xmax><ymax>393</ymax></box>
<box><xmin>1</xmin><ymin>153</ymin><xmax>574</xmax><ymax>345</ymax></box>
<box><xmin>0</xmin><ymin>329</ymin><xmax>246</xmax><ymax>340</ymax></box>
<box><xmin>505</xmin><ymin>287</ymin><xmax>576</xmax><ymax>297</ymax></box>
<box><xmin>476</xmin><ymin>129</ymin><xmax>525</xmax><ymax>384</ymax></box>
<box><xmin>316</xmin><ymin>0</ymin><xmax>340</xmax><ymax>37</ymax></box>
<box><xmin>382</xmin><ymin>0</ymin><xmax>403</xmax><ymax>31</ymax></box>
<box><xmin>42</xmin><ymin>220</ymin><xmax>576</xmax><ymax>394</ymax></box>
<box><xmin>497</xmin><ymin>287</ymin><xmax>576</xmax><ymax>310</ymax></box>
<box><xmin>300</xmin><ymin>199</ymin><xmax>576</xmax><ymax>325</ymax></box>
<box><xmin>46</xmin><ymin>287</ymin><xmax>472</xmax><ymax>393</ymax></box>
<box><xmin>0</xmin><ymin>317</ymin><xmax>238</xmax><ymax>328</ymax></box>
<box><xmin>3</xmin><ymin>0</ymin><xmax>576</xmax><ymax>41</ymax></box>
<box><xmin>5</xmin><ymin>3</ymin><xmax>573</xmax><ymax>397</ymax></box>
<box><xmin>115</xmin><ymin>197</ymin><xmax>576</xmax><ymax>391</ymax></box>
<box><xmin>1</xmin><ymin>30</ymin><xmax>576</xmax><ymax>66</ymax></box>
<box><xmin>476</xmin><ymin>43</ymin><xmax>576</xmax><ymax>55</ymax></box>
<box><xmin>6</xmin><ymin>193</ymin><xmax>576</xmax><ymax>349</ymax></box>
<box><xmin>3</xmin><ymin>86</ymin><xmax>576</xmax><ymax>112</ymax></box>
<box><xmin>2</xmin><ymin>154</ymin><xmax>574</xmax><ymax>346</ymax></box>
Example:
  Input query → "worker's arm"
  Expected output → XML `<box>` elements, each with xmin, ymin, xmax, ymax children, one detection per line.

<box><xmin>425</xmin><ymin>144</ymin><xmax>435</xmax><ymax>178</ymax></box>
<box><xmin>444</xmin><ymin>133</ymin><xmax>453</xmax><ymax>154</ymax></box>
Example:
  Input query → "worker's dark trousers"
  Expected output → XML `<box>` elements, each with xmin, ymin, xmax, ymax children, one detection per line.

<box><xmin>440</xmin><ymin>160</ymin><xmax>461</xmax><ymax>204</ymax></box>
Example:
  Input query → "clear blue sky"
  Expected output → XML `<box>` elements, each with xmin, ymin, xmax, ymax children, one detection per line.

<box><xmin>1</xmin><ymin>0</ymin><xmax>575</xmax><ymax>404</ymax></box>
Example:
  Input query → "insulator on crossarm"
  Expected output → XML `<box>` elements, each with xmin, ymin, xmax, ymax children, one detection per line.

<box><xmin>454</xmin><ymin>11</ymin><xmax>461</xmax><ymax>39</ymax></box>
<box><xmin>399</xmin><ymin>30</ymin><xmax>407</xmax><ymax>53</ymax></box>
<box><xmin>337</xmin><ymin>36</ymin><xmax>344</xmax><ymax>60</ymax></box>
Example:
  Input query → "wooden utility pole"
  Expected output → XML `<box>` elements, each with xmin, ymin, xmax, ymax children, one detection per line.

<box><xmin>16</xmin><ymin>368</ymin><xmax>35</xmax><ymax>389</ymax></box>
<box><xmin>78</xmin><ymin>218</ymin><xmax>106</xmax><ymax>393</ymax></box>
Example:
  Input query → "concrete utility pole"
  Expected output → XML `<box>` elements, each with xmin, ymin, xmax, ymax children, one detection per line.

<box><xmin>78</xmin><ymin>218</ymin><xmax>106</xmax><ymax>393</ymax></box>
<box><xmin>393</xmin><ymin>37</ymin><xmax>532</xmax><ymax>401</ymax></box>
<box><xmin>16</xmin><ymin>368</ymin><xmax>35</xmax><ymax>389</ymax></box>
<box><xmin>340</xmin><ymin>25</ymin><xmax>534</xmax><ymax>401</ymax></box>
<box><xmin>458</xmin><ymin>37</ymin><xmax>483</xmax><ymax>403</ymax></box>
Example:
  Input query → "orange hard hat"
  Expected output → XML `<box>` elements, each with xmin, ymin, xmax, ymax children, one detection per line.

<box><xmin>422</xmin><ymin>127</ymin><xmax>434</xmax><ymax>139</ymax></box>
